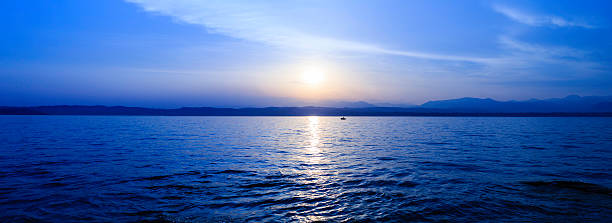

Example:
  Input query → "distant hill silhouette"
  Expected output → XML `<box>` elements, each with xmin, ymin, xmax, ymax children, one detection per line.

<box><xmin>421</xmin><ymin>95</ymin><xmax>612</xmax><ymax>113</ymax></box>
<box><xmin>1</xmin><ymin>95</ymin><xmax>611</xmax><ymax>116</ymax></box>
<box><xmin>317</xmin><ymin>100</ymin><xmax>378</xmax><ymax>108</ymax></box>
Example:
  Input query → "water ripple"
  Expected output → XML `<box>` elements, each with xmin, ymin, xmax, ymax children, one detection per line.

<box><xmin>0</xmin><ymin>116</ymin><xmax>611</xmax><ymax>222</ymax></box>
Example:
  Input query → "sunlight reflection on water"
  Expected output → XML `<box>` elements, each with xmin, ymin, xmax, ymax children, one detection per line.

<box><xmin>304</xmin><ymin>116</ymin><xmax>324</xmax><ymax>182</ymax></box>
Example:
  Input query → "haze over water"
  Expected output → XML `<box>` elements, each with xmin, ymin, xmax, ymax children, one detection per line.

<box><xmin>1</xmin><ymin>116</ymin><xmax>610</xmax><ymax>222</ymax></box>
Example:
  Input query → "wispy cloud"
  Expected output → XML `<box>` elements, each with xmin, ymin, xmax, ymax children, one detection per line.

<box><xmin>125</xmin><ymin>0</ymin><xmax>602</xmax><ymax>80</ymax></box>
<box><xmin>492</xmin><ymin>5</ymin><xmax>594</xmax><ymax>28</ymax></box>
<box><xmin>126</xmin><ymin>0</ymin><xmax>488</xmax><ymax>63</ymax></box>
<box><xmin>498</xmin><ymin>36</ymin><xmax>587</xmax><ymax>59</ymax></box>
<box><xmin>485</xmin><ymin>36</ymin><xmax>602</xmax><ymax>80</ymax></box>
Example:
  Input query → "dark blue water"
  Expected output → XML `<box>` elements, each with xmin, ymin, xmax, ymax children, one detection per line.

<box><xmin>1</xmin><ymin>116</ymin><xmax>611</xmax><ymax>222</ymax></box>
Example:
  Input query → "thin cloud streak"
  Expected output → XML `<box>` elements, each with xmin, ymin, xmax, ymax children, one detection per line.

<box><xmin>126</xmin><ymin>0</ymin><xmax>490</xmax><ymax>63</ymax></box>
<box><xmin>498</xmin><ymin>36</ymin><xmax>588</xmax><ymax>59</ymax></box>
<box><xmin>492</xmin><ymin>5</ymin><xmax>595</xmax><ymax>28</ymax></box>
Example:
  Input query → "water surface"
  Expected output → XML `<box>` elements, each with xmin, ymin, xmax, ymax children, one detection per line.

<box><xmin>0</xmin><ymin>116</ymin><xmax>611</xmax><ymax>222</ymax></box>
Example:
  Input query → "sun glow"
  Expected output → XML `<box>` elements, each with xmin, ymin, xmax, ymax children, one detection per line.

<box><xmin>301</xmin><ymin>67</ymin><xmax>326</xmax><ymax>85</ymax></box>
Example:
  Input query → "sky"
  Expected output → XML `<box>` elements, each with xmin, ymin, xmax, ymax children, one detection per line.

<box><xmin>1</xmin><ymin>0</ymin><xmax>611</xmax><ymax>107</ymax></box>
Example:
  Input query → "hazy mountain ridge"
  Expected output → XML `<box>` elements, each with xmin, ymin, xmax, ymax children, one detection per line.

<box><xmin>421</xmin><ymin>95</ymin><xmax>612</xmax><ymax>112</ymax></box>
<box><xmin>1</xmin><ymin>95</ymin><xmax>611</xmax><ymax>116</ymax></box>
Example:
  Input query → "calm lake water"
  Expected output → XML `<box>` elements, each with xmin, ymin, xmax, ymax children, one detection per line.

<box><xmin>0</xmin><ymin>116</ymin><xmax>611</xmax><ymax>222</ymax></box>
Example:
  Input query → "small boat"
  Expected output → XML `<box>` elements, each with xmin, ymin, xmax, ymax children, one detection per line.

<box><xmin>340</xmin><ymin>116</ymin><xmax>346</xmax><ymax>120</ymax></box>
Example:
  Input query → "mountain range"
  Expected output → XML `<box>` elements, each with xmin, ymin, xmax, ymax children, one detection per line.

<box><xmin>1</xmin><ymin>95</ymin><xmax>611</xmax><ymax>116</ymax></box>
<box><xmin>419</xmin><ymin>95</ymin><xmax>612</xmax><ymax>113</ymax></box>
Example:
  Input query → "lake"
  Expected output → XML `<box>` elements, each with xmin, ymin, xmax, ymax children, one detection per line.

<box><xmin>0</xmin><ymin>116</ymin><xmax>611</xmax><ymax>222</ymax></box>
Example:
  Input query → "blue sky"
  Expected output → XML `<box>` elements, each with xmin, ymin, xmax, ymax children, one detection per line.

<box><xmin>1</xmin><ymin>0</ymin><xmax>611</xmax><ymax>107</ymax></box>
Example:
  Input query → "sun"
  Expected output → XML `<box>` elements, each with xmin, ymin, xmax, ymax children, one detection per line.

<box><xmin>301</xmin><ymin>67</ymin><xmax>326</xmax><ymax>85</ymax></box>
